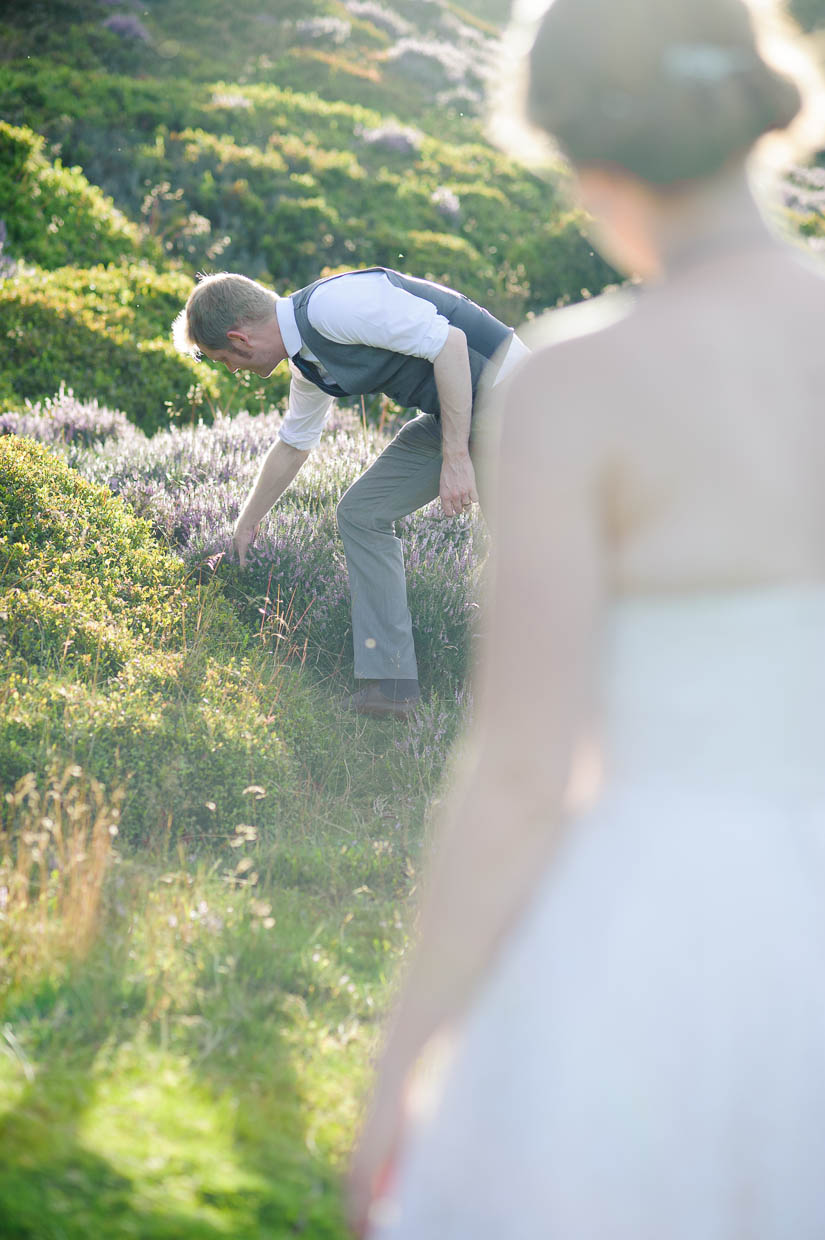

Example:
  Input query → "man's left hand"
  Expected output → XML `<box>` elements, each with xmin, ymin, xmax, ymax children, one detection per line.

<box><xmin>439</xmin><ymin>453</ymin><xmax>478</xmax><ymax>518</ymax></box>
<box><xmin>232</xmin><ymin>522</ymin><xmax>260</xmax><ymax>568</ymax></box>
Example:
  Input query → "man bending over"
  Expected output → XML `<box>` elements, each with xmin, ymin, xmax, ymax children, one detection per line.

<box><xmin>173</xmin><ymin>267</ymin><xmax>528</xmax><ymax>719</ymax></box>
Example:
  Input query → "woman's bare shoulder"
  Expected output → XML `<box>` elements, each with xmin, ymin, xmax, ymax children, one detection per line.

<box><xmin>518</xmin><ymin>286</ymin><xmax>638</xmax><ymax>356</ymax></box>
<box><xmin>501</xmin><ymin>289</ymin><xmax>641</xmax><ymax>436</ymax></box>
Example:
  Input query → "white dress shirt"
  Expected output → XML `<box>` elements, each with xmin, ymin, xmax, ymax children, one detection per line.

<box><xmin>275</xmin><ymin>270</ymin><xmax>452</xmax><ymax>450</ymax></box>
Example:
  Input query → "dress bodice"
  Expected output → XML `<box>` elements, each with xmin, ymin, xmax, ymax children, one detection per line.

<box><xmin>602</xmin><ymin>585</ymin><xmax>825</xmax><ymax>811</ymax></box>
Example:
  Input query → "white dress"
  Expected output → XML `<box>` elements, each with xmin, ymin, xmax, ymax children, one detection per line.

<box><xmin>373</xmin><ymin>586</ymin><xmax>825</xmax><ymax>1240</ymax></box>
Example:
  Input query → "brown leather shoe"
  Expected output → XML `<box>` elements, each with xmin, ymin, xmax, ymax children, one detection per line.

<box><xmin>347</xmin><ymin>683</ymin><xmax>420</xmax><ymax>720</ymax></box>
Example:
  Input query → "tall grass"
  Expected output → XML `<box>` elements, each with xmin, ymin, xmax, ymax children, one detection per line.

<box><xmin>0</xmin><ymin>766</ymin><xmax>121</xmax><ymax>995</ymax></box>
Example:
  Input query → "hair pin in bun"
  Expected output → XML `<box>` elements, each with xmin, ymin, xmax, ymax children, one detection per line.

<box><xmin>662</xmin><ymin>43</ymin><xmax>754</xmax><ymax>83</ymax></box>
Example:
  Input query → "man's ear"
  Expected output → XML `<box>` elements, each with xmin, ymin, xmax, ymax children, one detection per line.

<box><xmin>226</xmin><ymin>329</ymin><xmax>250</xmax><ymax>348</ymax></box>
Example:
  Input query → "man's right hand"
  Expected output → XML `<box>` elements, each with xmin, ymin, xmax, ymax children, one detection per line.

<box><xmin>232</xmin><ymin>523</ymin><xmax>260</xmax><ymax>568</ymax></box>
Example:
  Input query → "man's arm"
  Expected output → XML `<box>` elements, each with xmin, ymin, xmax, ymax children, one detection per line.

<box><xmin>307</xmin><ymin>275</ymin><xmax>478</xmax><ymax>517</ymax></box>
<box><xmin>233</xmin><ymin>365</ymin><xmax>332</xmax><ymax>566</ymax></box>
<box><xmin>433</xmin><ymin>325</ymin><xmax>478</xmax><ymax>517</ymax></box>
<box><xmin>233</xmin><ymin>440</ymin><xmax>310</xmax><ymax>566</ymax></box>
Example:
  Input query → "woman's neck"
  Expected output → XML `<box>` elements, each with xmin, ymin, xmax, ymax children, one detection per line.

<box><xmin>653</xmin><ymin>165</ymin><xmax>781</xmax><ymax>276</ymax></box>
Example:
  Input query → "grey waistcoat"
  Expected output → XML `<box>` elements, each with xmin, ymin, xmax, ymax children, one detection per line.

<box><xmin>289</xmin><ymin>267</ymin><xmax>514</xmax><ymax>418</ymax></box>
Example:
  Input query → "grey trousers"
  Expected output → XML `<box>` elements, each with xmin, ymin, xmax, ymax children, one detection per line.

<box><xmin>335</xmin><ymin>336</ymin><xmax>529</xmax><ymax>682</ymax></box>
<box><xmin>336</xmin><ymin>412</ymin><xmax>446</xmax><ymax>681</ymax></box>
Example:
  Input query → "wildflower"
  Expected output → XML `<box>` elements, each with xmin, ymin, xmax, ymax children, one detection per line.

<box><xmin>101</xmin><ymin>13</ymin><xmax>152</xmax><ymax>41</ymax></box>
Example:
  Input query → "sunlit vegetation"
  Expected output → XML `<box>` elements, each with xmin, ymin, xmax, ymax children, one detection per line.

<box><xmin>0</xmin><ymin>0</ymin><xmax>619</xmax><ymax>421</ymax></box>
<box><xmin>0</xmin><ymin>418</ymin><xmax>461</xmax><ymax>1236</ymax></box>
<box><xmin>1</xmin><ymin>0</ymin><xmax>824</xmax><ymax>1233</ymax></box>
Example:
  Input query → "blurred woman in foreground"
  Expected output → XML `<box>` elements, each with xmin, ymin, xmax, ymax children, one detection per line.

<box><xmin>350</xmin><ymin>1</ymin><xmax>825</xmax><ymax>1235</ymax></box>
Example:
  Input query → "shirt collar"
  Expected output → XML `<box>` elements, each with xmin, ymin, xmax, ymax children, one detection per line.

<box><xmin>275</xmin><ymin>296</ymin><xmax>303</xmax><ymax>358</ymax></box>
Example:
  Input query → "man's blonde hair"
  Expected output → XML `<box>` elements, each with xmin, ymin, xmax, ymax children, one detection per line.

<box><xmin>172</xmin><ymin>272</ymin><xmax>278</xmax><ymax>356</ymax></box>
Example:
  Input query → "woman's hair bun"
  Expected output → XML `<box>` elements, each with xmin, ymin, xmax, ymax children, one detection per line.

<box><xmin>519</xmin><ymin>0</ymin><xmax>806</xmax><ymax>184</ymax></box>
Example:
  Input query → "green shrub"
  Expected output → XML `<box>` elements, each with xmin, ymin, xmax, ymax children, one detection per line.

<box><xmin>401</xmin><ymin>228</ymin><xmax>497</xmax><ymax>293</ymax></box>
<box><xmin>0</xmin><ymin>273</ymin><xmax>214</xmax><ymax>433</ymax></box>
<box><xmin>0</xmin><ymin>436</ymin><xmax>300</xmax><ymax>843</ymax></box>
<box><xmin>510</xmin><ymin>208</ymin><xmax>620</xmax><ymax>310</ymax></box>
<box><xmin>1</xmin><ymin>434</ymin><xmax>195</xmax><ymax>674</ymax></box>
<box><xmin>0</xmin><ymin>65</ymin><xmax>614</xmax><ymax>315</ymax></box>
<box><xmin>29</xmin><ymin>262</ymin><xmax>196</xmax><ymax>340</ymax></box>
<box><xmin>131</xmin><ymin>126</ymin><xmax>351</xmax><ymax>283</ymax></box>
<box><xmin>0</xmin><ymin>265</ymin><xmax>290</xmax><ymax>428</ymax></box>
<box><xmin>0</xmin><ymin>120</ymin><xmax>146</xmax><ymax>268</ymax></box>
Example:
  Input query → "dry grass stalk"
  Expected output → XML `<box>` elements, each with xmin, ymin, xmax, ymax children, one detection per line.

<box><xmin>0</xmin><ymin>765</ymin><xmax>123</xmax><ymax>987</ymax></box>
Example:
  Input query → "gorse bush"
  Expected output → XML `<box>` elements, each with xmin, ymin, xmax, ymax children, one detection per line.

<box><xmin>125</xmin><ymin>93</ymin><xmax>603</xmax><ymax>314</ymax></box>
<box><xmin>0</xmin><ymin>0</ymin><xmax>628</xmax><ymax>473</ymax></box>
<box><xmin>0</xmin><ymin>52</ymin><xmax>618</xmax><ymax>422</ymax></box>
<box><xmin>0</xmin><ymin>0</ymin><xmax>499</xmax><ymax>113</ymax></box>
<box><xmin>0</xmin><ymin>434</ymin><xmax>198</xmax><ymax>677</ymax></box>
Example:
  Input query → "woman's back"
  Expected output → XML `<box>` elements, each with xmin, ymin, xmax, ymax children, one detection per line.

<box><xmin>554</xmin><ymin>241</ymin><xmax>825</xmax><ymax>593</ymax></box>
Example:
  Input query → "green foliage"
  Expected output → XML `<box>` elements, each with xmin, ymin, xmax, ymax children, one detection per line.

<box><xmin>29</xmin><ymin>262</ymin><xmax>197</xmax><ymax>341</ymax></box>
<box><xmin>448</xmin><ymin>0</ymin><xmax>511</xmax><ymax>24</ymax></box>
<box><xmin>0</xmin><ymin>435</ymin><xmax>193</xmax><ymax>670</ymax></box>
<box><xmin>0</xmin><ymin>271</ymin><xmax>214</xmax><ymax>434</ymax></box>
<box><xmin>0</xmin><ymin>0</ymin><xmax>478</xmax><ymax>119</ymax></box>
<box><xmin>0</xmin><ymin>121</ymin><xmax>144</xmax><ymax>269</ymax></box>
<box><xmin>0</xmin><ymin>266</ymin><xmax>289</xmax><ymax>428</ymax></box>
<box><xmin>0</xmin><ymin>65</ymin><xmax>614</xmax><ymax>318</ymax></box>
<box><xmin>0</xmin><ymin>57</ymin><xmax>617</xmax><ymax>421</ymax></box>
<box><xmin>0</xmin><ymin>427</ymin><xmax>441</xmax><ymax>1239</ymax></box>
<box><xmin>0</xmin><ymin>437</ymin><xmax>299</xmax><ymax>843</ymax></box>
<box><xmin>401</xmin><ymin>228</ymin><xmax>497</xmax><ymax>291</ymax></box>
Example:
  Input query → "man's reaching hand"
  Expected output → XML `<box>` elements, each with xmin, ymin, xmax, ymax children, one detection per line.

<box><xmin>232</xmin><ymin>522</ymin><xmax>260</xmax><ymax>568</ymax></box>
<box><xmin>439</xmin><ymin>453</ymin><xmax>478</xmax><ymax>518</ymax></box>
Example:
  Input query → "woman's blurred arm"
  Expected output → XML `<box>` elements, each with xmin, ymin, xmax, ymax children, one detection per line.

<box><xmin>349</xmin><ymin>344</ymin><xmax>610</xmax><ymax>1233</ymax></box>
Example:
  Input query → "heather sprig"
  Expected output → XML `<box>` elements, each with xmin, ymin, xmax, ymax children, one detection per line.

<box><xmin>391</xmin><ymin>684</ymin><xmax>474</xmax><ymax>797</ymax></box>
<box><xmin>345</xmin><ymin>1</ymin><xmax>412</xmax><ymax>39</ymax></box>
<box><xmin>294</xmin><ymin>17</ymin><xmax>352</xmax><ymax>46</ymax></box>
<box><xmin>0</xmin><ymin>384</ymin><xmax>134</xmax><ymax>456</ymax></box>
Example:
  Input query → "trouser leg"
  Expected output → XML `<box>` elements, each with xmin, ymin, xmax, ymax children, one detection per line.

<box><xmin>336</xmin><ymin>413</ymin><xmax>443</xmax><ymax>681</ymax></box>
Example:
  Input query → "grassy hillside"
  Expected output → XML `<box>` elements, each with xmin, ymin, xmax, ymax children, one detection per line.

<box><xmin>0</xmin><ymin>410</ymin><xmax>466</xmax><ymax>1238</ymax></box>
<box><xmin>1</xmin><ymin>1</ymin><xmax>824</xmax><ymax>1235</ymax></box>
<box><xmin>3</xmin><ymin>0</ymin><xmax>819</xmax><ymax>424</ymax></box>
<box><xmin>0</xmin><ymin>0</ymin><xmax>618</xmax><ymax>425</ymax></box>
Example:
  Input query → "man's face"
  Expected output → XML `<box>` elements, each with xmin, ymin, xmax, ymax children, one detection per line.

<box><xmin>201</xmin><ymin>319</ymin><xmax>284</xmax><ymax>378</ymax></box>
<box><xmin>202</xmin><ymin>342</ymin><xmax>268</xmax><ymax>376</ymax></box>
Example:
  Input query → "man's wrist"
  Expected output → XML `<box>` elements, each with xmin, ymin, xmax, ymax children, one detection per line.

<box><xmin>234</xmin><ymin>511</ymin><xmax>258</xmax><ymax>535</ymax></box>
<box><xmin>441</xmin><ymin>446</ymin><xmax>471</xmax><ymax>464</ymax></box>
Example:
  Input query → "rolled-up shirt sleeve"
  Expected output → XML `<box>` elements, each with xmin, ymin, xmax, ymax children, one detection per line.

<box><xmin>278</xmin><ymin>363</ymin><xmax>334</xmax><ymax>450</ymax></box>
<box><xmin>308</xmin><ymin>272</ymin><xmax>451</xmax><ymax>362</ymax></box>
